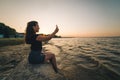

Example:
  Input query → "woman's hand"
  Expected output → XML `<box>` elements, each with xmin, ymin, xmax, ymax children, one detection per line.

<box><xmin>54</xmin><ymin>25</ymin><xmax>59</xmax><ymax>33</ymax></box>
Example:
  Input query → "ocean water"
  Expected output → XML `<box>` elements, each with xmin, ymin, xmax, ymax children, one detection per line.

<box><xmin>44</xmin><ymin>37</ymin><xmax>120</xmax><ymax>80</ymax></box>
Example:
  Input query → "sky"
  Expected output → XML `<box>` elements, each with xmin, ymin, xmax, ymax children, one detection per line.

<box><xmin>0</xmin><ymin>0</ymin><xmax>120</xmax><ymax>37</ymax></box>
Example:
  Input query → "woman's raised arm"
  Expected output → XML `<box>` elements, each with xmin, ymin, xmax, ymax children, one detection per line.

<box><xmin>36</xmin><ymin>25</ymin><xmax>59</xmax><ymax>41</ymax></box>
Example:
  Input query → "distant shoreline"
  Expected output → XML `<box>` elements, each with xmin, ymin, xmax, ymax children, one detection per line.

<box><xmin>61</xmin><ymin>36</ymin><xmax>120</xmax><ymax>38</ymax></box>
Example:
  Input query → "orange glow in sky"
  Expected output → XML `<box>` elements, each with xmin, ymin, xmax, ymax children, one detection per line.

<box><xmin>0</xmin><ymin>0</ymin><xmax>120</xmax><ymax>37</ymax></box>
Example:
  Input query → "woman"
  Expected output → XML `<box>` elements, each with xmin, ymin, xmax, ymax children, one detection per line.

<box><xmin>25</xmin><ymin>21</ymin><xmax>59</xmax><ymax>73</ymax></box>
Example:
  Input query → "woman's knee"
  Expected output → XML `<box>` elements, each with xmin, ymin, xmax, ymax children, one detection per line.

<box><xmin>44</xmin><ymin>52</ymin><xmax>55</xmax><ymax>60</ymax></box>
<box><xmin>45</xmin><ymin>54</ymin><xmax>51</xmax><ymax>60</ymax></box>
<box><xmin>51</xmin><ymin>53</ymin><xmax>55</xmax><ymax>58</ymax></box>
<box><xmin>46</xmin><ymin>52</ymin><xmax>55</xmax><ymax>57</ymax></box>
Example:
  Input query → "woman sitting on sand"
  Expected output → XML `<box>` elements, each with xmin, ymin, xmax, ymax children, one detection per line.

<box><xmin>25</xmin><ymin>21</ymin><xmax>59</xmax><ymax>73</ymax></box>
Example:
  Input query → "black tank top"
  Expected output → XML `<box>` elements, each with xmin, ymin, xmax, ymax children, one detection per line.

<box><xmin>30</xmin><ymin>34</ymin><xmax>42</xmax><ymax>51</ymax></box>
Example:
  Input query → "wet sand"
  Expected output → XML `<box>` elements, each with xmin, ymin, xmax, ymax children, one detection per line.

<box><xmin>0</xmin><ymin>44</ymin><xmax>30</xmax><ymax>80</ymax></box>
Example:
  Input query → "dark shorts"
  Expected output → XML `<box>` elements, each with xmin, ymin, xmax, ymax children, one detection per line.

<box><xmin>28</xmin><ymin>50</ymin><xmax>45</xmax><ymax>64</ymax></box>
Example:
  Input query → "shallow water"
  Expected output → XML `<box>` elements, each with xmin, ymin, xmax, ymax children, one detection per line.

<box><xmin>44</xmin><ymin>37</ymin><xmax>120</xmax><ymax>80</ymax></box>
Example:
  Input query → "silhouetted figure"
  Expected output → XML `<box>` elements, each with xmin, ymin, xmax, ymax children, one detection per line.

<box><xmin>25</xmin><ymin>21</ymin><xmax>59</xmax><ymax>73</ymax></box>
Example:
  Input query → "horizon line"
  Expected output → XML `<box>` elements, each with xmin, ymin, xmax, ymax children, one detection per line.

<box><xmin>61</xmin><ymin>36</ymin><xmax>120</xmax><ymax>38</ymax></box>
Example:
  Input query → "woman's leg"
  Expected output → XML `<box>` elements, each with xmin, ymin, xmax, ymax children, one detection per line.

<box><xmin>44</xmin><ymin>52</ymin><xmax>58</xmax><ymax>73</ymax></box>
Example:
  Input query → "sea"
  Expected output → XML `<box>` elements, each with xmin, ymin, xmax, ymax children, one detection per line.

<box><xmin>44</xmin><ymin>37</ymin><xmax>120</xmax><ymax>80</ymax></box>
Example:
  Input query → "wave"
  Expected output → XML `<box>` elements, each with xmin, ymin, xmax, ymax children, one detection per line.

<box><xmin>49</xmin><ymin>38</ymin><xmax>120</xmax><ymax>80</ymax></box>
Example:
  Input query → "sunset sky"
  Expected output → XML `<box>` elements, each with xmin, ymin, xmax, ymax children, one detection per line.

<box><xmin>0</xmin><ymin>0</ymin><xmax>120</xmax><ymax>37</ymax></box>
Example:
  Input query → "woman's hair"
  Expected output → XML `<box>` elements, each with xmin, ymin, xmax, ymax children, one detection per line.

<box><xmin>25</xmin><ymin>21</ymin><xmax>38</xmax><ymax>44</ymax></box>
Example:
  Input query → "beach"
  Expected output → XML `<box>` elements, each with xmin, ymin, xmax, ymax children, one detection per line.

<box><xmin>0</xmin><ymin>38</ymin><xmax>120</xmax><ymax>80</ymax></box>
